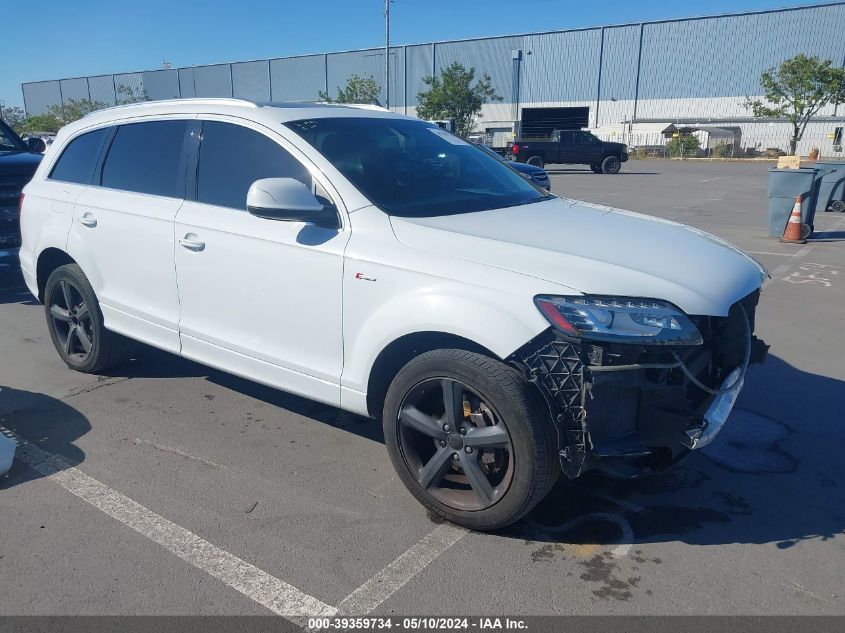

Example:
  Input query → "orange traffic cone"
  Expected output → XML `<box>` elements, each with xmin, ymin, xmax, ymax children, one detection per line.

<box><xmin>780</xmin><ymin>195</ymin><xmax>807</xmax><ymax>244</ymax></box>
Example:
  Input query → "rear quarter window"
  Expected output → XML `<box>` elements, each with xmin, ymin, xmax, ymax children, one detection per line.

<box><xmin>101</xmin><ymin>120</ymin><xmax>190</xmax><ymax>197</ymax></box>
<box><xmin>49</xmin><ymin>128</ymin><xmax>110</xmax><ymax>184</ymax></box>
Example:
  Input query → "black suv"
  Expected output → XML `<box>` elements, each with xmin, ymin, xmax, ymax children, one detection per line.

<box><xmin>511</xmin><ymin>129</ymin><xmax>628</xmax><ymax>174</ymax></box>
<box><xmin>1</xmin><ymin>119</ymin><xmax>44</xmax><ymax>248</ymax></box>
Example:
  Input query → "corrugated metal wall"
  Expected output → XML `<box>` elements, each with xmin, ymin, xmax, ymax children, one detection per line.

<box><xmin>21</xmin><ymin>2</ymin><xmax>845</xmax><ymax>129</ymax></box>
<box><xmin>270</xmin><ymin>55</ymin><xmax>325</xmax><ymax>101</ymax></box>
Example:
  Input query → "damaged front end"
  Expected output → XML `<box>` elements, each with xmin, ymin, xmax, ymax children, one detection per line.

<box><xmin>510</xmin><ymin>290</ymin><xmax>769</xmax><ymax>479</ymax></box>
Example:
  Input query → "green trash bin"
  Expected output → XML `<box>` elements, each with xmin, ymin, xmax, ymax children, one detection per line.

<box><xmin>767</xmin><ymin>168</ymin><xmax>817</xmax><ymax>238</ymax></box>
<box><xmin>813</xmin><ymin>161</ymin><xmax>845</xmax><ymax>214</ymax></box>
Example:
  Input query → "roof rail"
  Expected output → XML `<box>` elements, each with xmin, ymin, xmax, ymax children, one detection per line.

<box><xmin>85</xmin><ymin>97</ymin><xmax>259</xmax><ymax>117</ymax></box>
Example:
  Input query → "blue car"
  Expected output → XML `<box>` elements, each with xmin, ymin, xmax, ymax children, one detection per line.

<box><xmin>475</xmin><ymin>143</ymin><xmax>551</xmax><ymax>192</ymax></box>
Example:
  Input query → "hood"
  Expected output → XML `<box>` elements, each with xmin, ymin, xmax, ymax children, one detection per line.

<box><xmin>509</xmin><ymin>161</ymin><xmax>545</xmax><ymax>176</ymax></box>
<box><xmin>389</xmin><ymin>197</ymin><xmax>765</xmax><ymax>317</ymax></box>
<box><xmin>0</xmin><ymin>150</ymin><xmax>43</xmax><ymax>173</ymax></box>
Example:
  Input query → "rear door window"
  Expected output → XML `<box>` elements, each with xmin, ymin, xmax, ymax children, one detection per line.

<box><xmin>101</xmin><ymin>120</ymin><xmax>190</xmax><ymax>197</ymax></box>
<box><xmin>195</xmin><ymin>121</ymin><xmax>311</xmax><ymax>210</ymax></box>
<box><xmin>49</xmin><ymin>128</ymin><xmax>109</xmax><ymax>184</ymax></box>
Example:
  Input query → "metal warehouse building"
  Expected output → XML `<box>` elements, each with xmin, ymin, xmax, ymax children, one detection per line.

<box><xmin>21</xmin><ymin>2</ymin><xmax>845</xmax><ymax>155</ymax></box>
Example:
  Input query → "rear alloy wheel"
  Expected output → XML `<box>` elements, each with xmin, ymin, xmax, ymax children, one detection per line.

<box><xmin>44</xmin><ymin>264</ymin><xmax>133</xmax><ymax>373</ymax></box>
<box><xmin>590</xmin><ymin>164</ymin><xmax>603</xmax><ymax>173</ymax></box>
<box><xmin>383</xmin><ymin>349</ymin><xmax>558</xmax><ymax>530</ymax></box>
<box><xmin>601</xmin><ymin>155</ymin><xmax>621</xmax><ymax>174</ymax></box>
<box><xmin>526</xmin><ymin>155</ymin><xmax>545</xmax><ymax>168</ymax></box>
<box><xmin>48</xmin><ymin>278</ymin><xmax>95</xmax><ymax>365</ymax></box>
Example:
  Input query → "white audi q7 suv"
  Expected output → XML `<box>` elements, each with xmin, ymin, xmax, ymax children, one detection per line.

<box><xmin>19</xmin><ymin>99</ymin><xmax>769</xmax><ymax>530</ymax></box>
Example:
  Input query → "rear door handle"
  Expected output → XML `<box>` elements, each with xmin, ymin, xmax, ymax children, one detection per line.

<box><xmin>178</xmin><ymin>236</ymin><xmax>205</xmax><ymax>252</ymax></box>
<box><xmin>78</xmin><ymin>213</ymin><xmax>97</xmax><ymax>227</ymax></box>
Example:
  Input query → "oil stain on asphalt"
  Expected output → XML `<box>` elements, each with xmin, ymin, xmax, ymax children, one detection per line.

<box><xmin>578</xmin><ymin>552</ymin><xmax>643</xmax><ymax>601</ymax></box>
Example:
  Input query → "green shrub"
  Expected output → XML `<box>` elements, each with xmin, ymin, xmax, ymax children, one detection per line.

<box><xmin>666</xmin><ymin>135</ymin><xmax>701</xmax><ymax>158</ymax></box>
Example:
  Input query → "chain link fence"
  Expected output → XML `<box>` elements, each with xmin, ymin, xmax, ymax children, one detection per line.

<box><xmin>593</xmin><ymin>126</ymin><xmax>845</xmax><ymax>160</ymax></box>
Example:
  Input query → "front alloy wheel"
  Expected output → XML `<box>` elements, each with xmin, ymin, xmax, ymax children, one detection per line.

<box><xmin>397</xmin><ymin>378</ymin><xmax>514</xmax><ymax>511</ymax></box>
<box><xmin>383</xmin><ymin>349</ymin><xmax>558</xmax><ymax>530</ymax></box>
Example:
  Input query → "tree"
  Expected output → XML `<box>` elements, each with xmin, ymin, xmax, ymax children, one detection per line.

<box><xmin>115</xmin><ymin>84</ymin><xmax>149</xmax><ymax>105</ymax></box>
<box><xmin>1</xmin><ymin>106</ymin><xmax>27</xmax><ymax>134</ymax></box>
<box><xmin>666</xmin><ymin>134</ymin><xmax>700</xmax><ymax>158</ymax></box>
<box><xmin>745</xmin><ymin>54</ymin><xmax>845</xmax><ymax>155</ymax></box>
<box><xmin>21</xmin><ymin>114</ymin><xmax>62</xmax><ymax>134</ymax></box>
<box><xmin>319</xmin><ymin>74</ymin><xmax>381</xmax><ymax>105</ymax></box>
<box><xmin>416</xmin><ymin>62</ymin><xmax>502</xmax><ymax>138</ymax></box>
<box><xmin>47</xmin><ymin>98</ymin><xmax>108</xmax><ymax>126</ymax></box>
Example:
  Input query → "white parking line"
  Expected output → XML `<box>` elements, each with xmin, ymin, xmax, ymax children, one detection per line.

<box><xmin>745</xmin><ymin>250</ymin><xmax>796</xmax><ymax>257</ymax></box>
<box><xmin>5</xmin><ymin>427</ymin><xmax>337</xmax><ymax>618</ymax></box>
<box><xmin>764</xmin><ymin>214</ymin><xmax>845</xmax><ymax>288</ymax></box>
<box><xmin>337</xmin><ymin>522</ymin><xmax>467</xmax><ymax>615</ymax></box>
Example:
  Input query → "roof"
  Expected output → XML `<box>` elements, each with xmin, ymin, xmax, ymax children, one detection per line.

<box><xmin>67</xmin><ymin>98</ymin><xmax>403</xmax><ymax>137</ymax></box>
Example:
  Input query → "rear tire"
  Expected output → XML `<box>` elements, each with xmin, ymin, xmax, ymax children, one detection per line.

<box><xmin>801</xmin><ymin>223</ymin><xmax>813</xmax><ymax>240</ymax></box>
<box><xmin>383</xmin><ymin>349</ymin><xmax>559</xmax><ymax>530</ymax></box>
<box><xmin>44</xmin><ymin>264</ymin><xmax>133</xmax><ymax>373</ymax></box>
<box><xmin>526</xmin><ymin>156</ymin><xmax>545</xmax><ymax>168</ymax></box>
<box><xmin>601</xmin><ymin>155</ymin><xmax>621</xmax><ymax>174</ymax></box>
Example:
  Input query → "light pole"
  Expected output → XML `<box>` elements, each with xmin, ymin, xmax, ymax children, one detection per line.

<box><xmin>384</xmin><ymin>0</ymin><xmax>391</xmax><ymax>110</ymax></box>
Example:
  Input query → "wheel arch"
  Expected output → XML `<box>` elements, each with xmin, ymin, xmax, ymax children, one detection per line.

<box><xmin>365</xmin><ymin>331</ymin><xmax>498</xmax><ymax>419</ymax></box>
<box><xmin>36</xmin><ymin>248</ymin><xmax>77</xmax><ymax>302</ymax></box>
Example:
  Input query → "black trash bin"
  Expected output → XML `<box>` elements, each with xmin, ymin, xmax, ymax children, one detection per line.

<box><xmin>767</xmin><ymin>167</ymin><xmax>817</xmax><ymax>238</ymax></box>
<box><xmin>813</xmin><ymin>161</ymin><xmax>845</xmax><ymax>214</ymax></box>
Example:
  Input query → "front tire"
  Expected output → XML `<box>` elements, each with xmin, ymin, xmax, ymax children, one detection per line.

<box><xmin>44</xmin><ymin>264</ymin><xmax>133</xmax><ymax>373</ymax></box>
<box><xmin>601</xmin><ymin>155</ymin><xmax>621</xmax><ymax>174</ymax></box>
<box><xmin>383</xmin><ymin>349</ymin><xmax>558</xmax><ymax>530</ymax></box>
<box><xmin>590</xmin><ymin>164</ymin><xmax>602</xmax><ymax>173</ymax></box>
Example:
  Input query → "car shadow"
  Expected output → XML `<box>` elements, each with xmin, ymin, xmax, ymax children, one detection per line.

<box><xmin>809</xmin><ymin>229</ymin><xmax>845</xmax><ymax>242</ymax></box>
<box><xmin>0</xmin><ymin>387</ymin><xmax>91</xmax><ymax>490</ymax></box>
<box><xmin>544</xmin><ymin>168</ymin><xmax>660</xmax><ymax>175</ymax></box>
<box><xmin>103</xmin><ymin>345</ymin><xmax>384</xmax><ymax>443</ymax></box>
<box><xmin>502</xmin><ymin>353</ymin><xmax>845</xmax><ymax>551</ymax></box>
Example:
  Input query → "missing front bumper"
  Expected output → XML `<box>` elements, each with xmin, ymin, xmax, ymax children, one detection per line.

<box><xmin>512</xmin><ymin>292</ymin><xmax>767</xmax><ymax>479</ymax></box>
<box><xmin>682</xmin><ymin>367</ymin><xmax>744</xmax><ymax>449</ymax></box>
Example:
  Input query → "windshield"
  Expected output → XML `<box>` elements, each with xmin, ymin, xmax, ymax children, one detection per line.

<box><xmin>0</xmin><ymin>121</ymin><xmax>25</xmax><ymax>152</ymax></box>
<box><xmin>285</xmin><ymin>117</ymin><xmax>551</xmax><ymax>217</ymax></box>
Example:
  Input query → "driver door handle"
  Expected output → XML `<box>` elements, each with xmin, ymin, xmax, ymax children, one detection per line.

<box><xmin>179</xmin><ymin>236</ymin><xmax>206</xmax><ymax>252</ymax></box>
<box><xmin>78</xmin><ymin>213</ymin><xmax>97</xmax><ymax>228</ymax></box>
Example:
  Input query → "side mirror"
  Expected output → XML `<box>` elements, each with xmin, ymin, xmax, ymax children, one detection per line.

<box><xmin>26</xmin><ymin>137</ymin><xmax>47</xmax><ymax>153</ymax></box>
<box><xmin>246</xmin><ymin>178</ymin><xmax>337</xmax><ymax>227</ymax></box>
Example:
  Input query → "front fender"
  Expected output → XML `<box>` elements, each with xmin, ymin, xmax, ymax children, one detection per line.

<box><xmin>340</xmin><ymin>281</ymin><xmax>550</xmax><ymax>394</ymax></box>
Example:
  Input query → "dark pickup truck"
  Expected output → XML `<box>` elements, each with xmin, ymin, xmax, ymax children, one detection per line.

<box><xmin>510</xmin><ymin>129</ymin><xmax>628</xmax><ymax>174</ymax></box>
<box><xmin>0</xmin><ymin>119</ymin><xmax>44</xmax><ymax>248</ymax></box>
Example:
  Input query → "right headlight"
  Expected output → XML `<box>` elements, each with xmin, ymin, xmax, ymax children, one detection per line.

<box><xmin>535</xmin><ymin>295</ymin><xmax>703</xmax><ymax>346</ymax></box>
